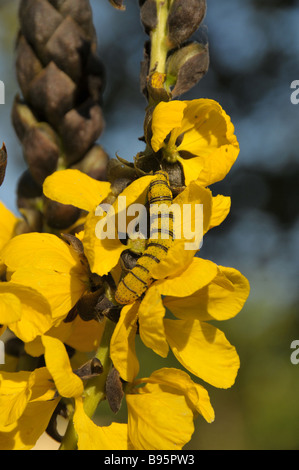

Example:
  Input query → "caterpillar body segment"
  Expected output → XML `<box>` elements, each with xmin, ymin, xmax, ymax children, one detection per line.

<box><xmin>115</xmin><ymin>171</ymin><xmax>174</xmax><ymax>305</ymax></box>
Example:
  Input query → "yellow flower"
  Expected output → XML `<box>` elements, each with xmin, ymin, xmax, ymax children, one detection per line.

<box><xmin>151</xmin><ymin>99</ymin><xmax>240</xmax><ymax>186</ymax></box>
<box><xmin>0</xmin><ymin>336</ymin><xmax>83</xmax><ymax>450</ymax></box>
<box><xmin>44</xmin><ymin>169</ymin><xmax>215</xmax><ymax>277</ymax></box>
<box><xmin>110</xmin><ymin>253</ymin><xmax>249</xmax><ymax>388</ymax></box>
<box><xmin>73</xmin><ymin>368</ymin><xmax>214</xmax><ymax>450</ymax></box>
<box><xmin>0</xmin><ymin>233</ymin><xmax>90</xmax><ymax>342</ymax></box>
<box><xmin>0</xmin><ymin>202</ymin><xmax>19</xmax><ymax>252</ymax></box>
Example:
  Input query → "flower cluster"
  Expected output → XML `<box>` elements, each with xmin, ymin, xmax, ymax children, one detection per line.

<box><xmin>0</xmin><ymin>96</ymin><xmax>249</xmax><ymax>450</ymax></box>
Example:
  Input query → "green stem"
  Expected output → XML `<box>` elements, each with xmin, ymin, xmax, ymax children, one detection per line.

<box><xmin>59</xmin><ymin>319</ymin><xmax>115</xmax><ymax>450</ymax></box>
<box><xmin>150</xmin><ymin>0</ymin><xmax>171</xmax><ymax>75</ymax></box>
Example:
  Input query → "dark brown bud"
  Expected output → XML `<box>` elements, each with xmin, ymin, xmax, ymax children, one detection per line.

<box><xmin>19</xmin><ymin>0</ymin><xmax>63</xmax><ymax>61</ymax></box>
<box><xmin>11</xmin><ymin>96</ymin><xmax>38</xmax><ymax>142</ymax></box>
<box><xmin>140</xmin><ymin>0</ymin><xmax>157</xmax><ymax>34</ymax></box>
<box><xmin>60</xmin><ymin>99</ymin><xmax>104</xmax><ymax>165</ymax></box>
<box><xmin>16</xmin><ymin>36</ymin><xmax>43</xmax><ymax>101</ymax></box>
<box><xmin>28</xmin><ymin>62</ymin><xmax>76</xmax><ymax>127</ymax></box>
<box><xmin>168</xmin><ymin>0</ymin><xmax>207</xmax><ymax>47</ymax></box>
<box><xmin>48</xmin><ymin>0</ymin><xmax>97</xmax><ymax>43</ymax></box>
<box><xmin>0</xmin><ymin>143</ymin><xmax>7</xmax><ymax>187</ymax></box>
<box><xmin>44</xmin><ymin>16</ymin><xmax>91</xmax><ymax>82</ymax></box>
<box><xmin>76</xmin><ymin>289</ymin><xmax>105</xmax><ymax>322</ymax></box>
<box><xmin>108</xmin><ymin>0</ymin><xmax>126</xmax><ymax>10</ymax></box>
<box><xmin>43</xmin><ymin>197</ymin><xmax>81</xmax><ymax>230</ymax></box>
<box><xmin>166</xmin><ymin>42</ymin><xmax>209</xmax><ymax>97</ymax></box>
<box><xmin>15</xmin><ymin>208</ymin><xmax>43</xmax><ymax>234</ymax></box>
<box><xmin>143</xmin><ymin>105</ymin><xmax>154</xmax><ymax>146</ymax></box>
<box><xmin>74</xmin><ymin>357</ymin><xmax>103</xmax><ymax>380</ymax></box>
<box><xmin>106</xmin><ymin>367</ymin><xmax>124</xmax><ymax>413</ymax></box>
<box><xmin>22</xmin><ymin>123</ymin><xmax>60</xmax><ymax>185</ymax></box>
<box><xmin>61</xmin><ymin>233</ymin><xmax>85</xmax><ymax>256</ymax></box>
<box><xmin>71</xmin><ymin>145</ymin><xmax>109</xmax><ymax>181</ymax></box>
<box><xmin>17</xmin><ymin>169</ymin><xmax>43</xmax><ymax>201</ymax></box>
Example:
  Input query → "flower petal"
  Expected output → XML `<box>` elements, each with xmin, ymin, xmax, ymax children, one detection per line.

<box><xmin>177</xmin><ymin>156</ymin><xmax>204</xmax><ymax>186</ymax></box>
<box><xmin>158</xmin><ymin>257</ymin><xmax>218</xmax><ymax>298</ymax></box>
<box><xmin>138</xmin><ymin>286</ymin><xmax>168</xmax><ymax>358</ymax></box>
<box><xmin>209</xmin><ymin>195</ymin><xmax>231</xmax><ymax>229</ymax></box>
<box><xmin>127</xmin><ymin>384</ymin><xmax>194</xmax><ymax>450</ymax></box>
<box><xmin>151</xmin><ymin>101</ymin><xmax>187</xmax><ymax>152</ymax></box>
<box><xmin>74</xmin><ymin>397</ymin><xmax>129</xmax><ymax>450</ymax></box>
<box><xmin>0</xmin><ymin>202</ymin><xmax>19</xmax><ymax>251</ymax></box>
<box><xmin>164</xmin><ymin>266</ymin><xmax>250</xmax><ymax>322</ymax></box>
<box><xmin>110</xmin><ymin>303</ymin><xmax>139</xmax><ymax>383</ymax></box>
<box><xmin>83</xmin><ymin>175</ymin><xmax>154</xmax><ymax>276</ymax></box>
<box><xmin>164</xmin><ymin>318</ymin><xmax>240</xmax><ymax>388</ymax></box>
<box><xmin>0</xmin><ymin>282</ymin><xmax>53</xmax><ymax>343</ymax></box>
<box><xmin>1</xmin><ymin>233</ymin><xmax>85</xmax><ymax>275</ymax></box>
<box><xmin>10</xmin><ymin>267</ymin><xmax>87</xmax><ymax>324</ymax></box>
<box><xmin>0</xmin><ymin>371</ymin><xmax>33</xmax><ymax>426</ymax></box>
<box><xmin>42</xmin><ymin>335</ymin><xmax>84</xmax><ymax>398</ymax></box>
<box><xmin>175</xmin><ymin>99</ymin><xmax>239</xmax><ymax>186</ymax></box>
<box><xmin>139</xmin><ymin>368</ymin><xmax>215</xmax><ymax>423</ymax></box>
<box><xmin>150</xmin><ymin>182</ymin><xmax>212</xmax><ymax>280</ymax></box>
<box><xmin>0</xmin><ymin>293</ymin><xmax>22</xmax><ymax>325</ymax></box>
<box><xmin>43</xmin><ymin>169</ymin><xmax>111</xmax><ymax>212</ymax></box>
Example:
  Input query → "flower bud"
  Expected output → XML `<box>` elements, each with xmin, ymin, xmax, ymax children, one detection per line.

<box><xmin>22</xmin><ymin>123</ymin><xmax>61</xmax><ymax>185</ymax></box>
<box><xmin>11</xmin><ymin>96</ymin><xmax>38</xmax><ymax>142</ymax></box>
<box><xmin>168</xmin><ymin>0</ymin><xmax>207</xmax><ymax>47</ymax></box>
<box><xmin>106</xmin><ymin>367</ymin><xmax>124</xmax><ymax>414</ymax></box>
<box><xmin>140</xmin><ymin>0</ymin><xmax>157</xmax><ymax>34</ymax></box>
<box><xmin>0</xmin><ymin>143</ymin><xmax>7</xmax><ymax>187</ymax></box>
<box><xmin>166</xmin><ymin>42</ymin><xmax>209</xmax><ymax>97</ymax></box>
<box><xmin>60</xmin><ymin>98</ymin><xmax>105</xmax><ymax>165</ymax></box>
<box><xmin>71</xmin><ymin>145</ymin><xmax>109</xmax><ymax>181</ymax></box>
<box><xmin>108</xmin><ymin>0</ymin><xmax>126</xmax><ymax>10</ymax></box>
<box><xmin>43</xmin><ymin>197</ymin><xmax>81</xmax><ymax>230</ymax></box>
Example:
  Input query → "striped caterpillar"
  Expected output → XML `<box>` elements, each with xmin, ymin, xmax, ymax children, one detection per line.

<box><xmin>115</xmin><ymin>171</ymin><xmax>174</xmax><ymax>305</ymax></box>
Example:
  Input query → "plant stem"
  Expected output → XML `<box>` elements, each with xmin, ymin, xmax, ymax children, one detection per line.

<box><xmin>150</xmin><ymin>0</ymin><xmax>171</xmax><ymax>75</ymax></box>
<box><xmin>59</xmin><ymin>319</ymin><xmax>115</xmax><ymax>450</ymax></box>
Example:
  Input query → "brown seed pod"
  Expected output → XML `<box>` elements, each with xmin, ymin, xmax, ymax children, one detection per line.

<box><xmin>0</xmin><ymin>143</ymin><xmax>7</xmax><ymax>187</ymax></box>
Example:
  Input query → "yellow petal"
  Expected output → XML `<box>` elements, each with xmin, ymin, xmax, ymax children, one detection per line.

<box><xmin>83</xmin><ymin>212</ymin><xmax>126</xmax><ymax>276</ymax></box>
<box><xmin>0</xmin><ymin>293</ymin><xmax>22</xmax><ymax>324</ymax></box>
<box><xmin>10</xmin><ymin>267</ymin><xmax>87</xmax><ymax>324</ymax></box>
<box><xmin>164</xmin><ymin>319</ymin><xmax>240</xmax><ymax>388</ymax></box>
<box><xmin>175</xmin><ymin>100</ymin><xmax>239</xmax><ymax>186</ymax></box>
<box><xmin>138</xmin><ymin>286</ymin><xmax>168</xmax><ymax>358</ymax></box>
<box><xmin>0</xmin><ymin>202</ymin><xmax>19</xmax><ymax>251</ymax></box>
<box><xmin>164</xmin><ymin>266</ymin><xmax>250</xmax><ymax>322</ymax></box>
<box><xmin>0</xmin><ymin>371</ymin><xmax>33</xmax><ymax>426</ymax></box>
<box><xmin>158</xmin><ymin>257</ymin><xmax>218</xmax><ymax>298</ymax></box>
<box><xmin>83</xmin><ymin>175</ymin><xmax>154</xmax><ymax>276</ymax></box>
<box><xmin>197</xmin><ymin>144</ymin><xmax>240</xmax><ymax>187</ymax></box>
<box><xmin>42</xmin><ymin>335</ymin><xmax>84</xmax><ymax>398</ymax></box>
<box><xmin>209</xmin><ymin>195</ymin><xmax>231</xmax><ymax>229</ymax></box>
<box><xmin>74</xmin><ymin>397</ymin><xmax>129</xmax><ymax>450</ymax></box>
<box><xmin>139</xmin><ymin>368</ymin><xmax>215</xmax><ymax>423</ymax></box>
<box><xmin>151</xmin><ymin>101</ymin><xmax>187</xmax><ymax>152</ymax></box>
<box><xmin>2</xmin><ymin>233</ymin><xmax>85</xmax><ymax>275</ymax></box>
<box><xmin>150</xmin><ymin>182</ymin><xmax>212</xmax><ymax>280</ymax></box>
<box><xmin>43</xmin><ymin>169</ymin><xmax>111</xmax><ymax>212</ymax></box>
<box><xmin>127</xmin><ymin>384</ymin><xmax>194</xmax><ymax>450</ymax></box>
<box><xmin>0</xmin><ymin>282</ymin><xmax>52</xmax><ymax>343</ymax></box>
<box><xmin>110</xmin><ymin>303</ymin><xmax>139</xmax><ymax>383</ymax></box>
<box><xmin>177</xmin><ymin>155</ymin><xmax>204</xmax><ymax>186</ymax></box>
<box><xmin>0</xmin><ymin>398</ymin><xmax>59</xmax><ymax>450</ymax></box>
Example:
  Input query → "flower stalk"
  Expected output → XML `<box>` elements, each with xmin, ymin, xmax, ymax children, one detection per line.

<box><xmin>59</xmin><ymin>319</ymin><xmax>116</xmax><ymax>450</ymax></box>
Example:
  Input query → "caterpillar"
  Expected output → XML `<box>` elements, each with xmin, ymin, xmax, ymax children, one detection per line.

<box><xmin>115</xmin><ymin>170</ymin><xmax>174</xmax><ymax>305</ymax></box>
